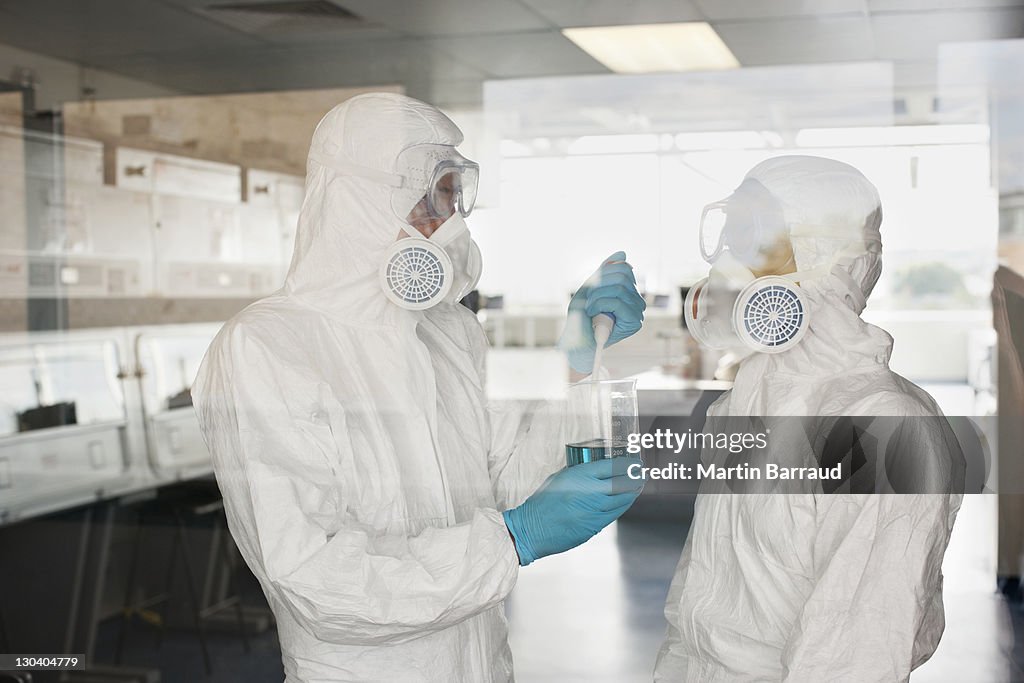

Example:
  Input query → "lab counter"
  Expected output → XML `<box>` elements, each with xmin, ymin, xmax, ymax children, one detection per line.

<box><xmin>0</xmin><ymin>421</ymin><xmax>135</xmax><ymax>525</ymax></box>
<box><xmin>0</xmin><ymin>324</ymin><xmax>221</xmax><ymax>527</ymax></box>
<box><xmin>633</xmin><ymin>368</ymin><xmax>732</xmax><ymax>393</ymax></box>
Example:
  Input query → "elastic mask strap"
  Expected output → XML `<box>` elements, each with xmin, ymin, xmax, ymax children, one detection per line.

<box><xmin>308</xmin><ymin>152</ymin><xmax>405</xmax><ymax>188</ymax></box>
<box><xmin>427</xmin><ymin>212</ymin><xmax>467</xmax><ymax>246</ymax></box>
<box><xmin>396</xmin><ymin>223</ymin><xmax>426</xmax><ymax>240</ymax></box>
<box><xmin>397</xmin><ymin>209</ymin><xmax>466</xmax><ymax>245</ymax></box>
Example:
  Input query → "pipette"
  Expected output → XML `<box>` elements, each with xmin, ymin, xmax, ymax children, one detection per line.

<box><xmin>590</xmin><ymin>313</ymin><xmax>614</xmax><ymax>446</ymax></box>
<box><xmin>591</xmin><ymin>313</ymin><xmax>614</xmax><ymax>379</ymax></box>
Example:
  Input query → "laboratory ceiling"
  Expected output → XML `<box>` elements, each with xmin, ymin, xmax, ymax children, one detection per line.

<box><xmin>0</xmin><ymin>0</ymin><xmax>1022</xmax><ymax>106</ymax></box>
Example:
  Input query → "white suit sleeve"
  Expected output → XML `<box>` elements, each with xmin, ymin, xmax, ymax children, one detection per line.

<box><xmin>486</xmin><ymin>394</ymin><xmax>574</xmax><ymax>511</ymax></box>
<box><xmin>467</xmin><ymin>312</ymin><xmax>569</xmax><ymax>510</ymax></box>
<box><xmin>780</xmin><ymin>494</ymin><xmax>958</xmax><ymax>682</ymax></box>
<box><xmin>780</xmin><ymin>411</ymin><xmax>963</xmax><ymax>680</ymax></box>
<box><xmin>779</xmin><ymin>404</ymin><xmax>965</xmax><ymax>681</ymax></box>
<box><xmin>194</xmin><ymin>327</ymin><xmax>520</xmax><ymax>647</ymax></box>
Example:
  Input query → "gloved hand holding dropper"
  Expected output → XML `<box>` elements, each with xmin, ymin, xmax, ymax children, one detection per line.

<box><xmin>560</xmin><ymin>251</ymin><xmax>647</xmax><ymax>379</ymax></box>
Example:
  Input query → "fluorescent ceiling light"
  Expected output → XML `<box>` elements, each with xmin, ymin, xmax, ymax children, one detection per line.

<box><xmin>563</xmin><ymin>22</ymin><xmax>739</xmax><ymax>74</ymax></box>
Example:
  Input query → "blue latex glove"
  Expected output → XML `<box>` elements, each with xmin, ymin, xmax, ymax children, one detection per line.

<box><xmin>502</xmin><ymin>457</ymin><xmax>644</xmax><ymax>566</ymax></box>
<box><xmin>559</xmin><ymin>251</ymin><xmax>646</xmax><ymax>373</ymax></box>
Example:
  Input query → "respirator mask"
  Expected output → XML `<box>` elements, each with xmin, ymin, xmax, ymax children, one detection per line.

<box><xmin>685</xmin><ymin>252</ymin><xmax>812</xmax><ymax>353</ymax></box>
<box><xmin>381</xmin><ymin>211</ymin><xmax>482</xmax><ymax>310</ymax></box>
<box><xmin>685</xmin><ymin>178</ymin><xmax>865</xmax><ymax>354</ymax></box>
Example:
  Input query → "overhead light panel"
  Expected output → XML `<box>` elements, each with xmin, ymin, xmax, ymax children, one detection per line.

<box><xmin>563</xmin><ymin>23</ymin><xmax>739</xmax><ymax>74</ymax></box>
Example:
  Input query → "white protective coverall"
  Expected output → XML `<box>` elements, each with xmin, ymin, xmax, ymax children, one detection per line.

<box><xmin>656</xmin><ymin>156</ymin><xmax>963</xmax><ymax>682</ymax></box>
<box><xmin>192</xmin><ymin>93</ymin><xmax>564</xmax><ymax>682</ymax></box>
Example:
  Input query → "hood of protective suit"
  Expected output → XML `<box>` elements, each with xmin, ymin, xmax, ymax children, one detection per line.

<box><xmin>283</xmin><ymin>92</ymin><xmax>463</xmax><ymax>324</ymax></box>
<box><xmin>725</xmin><ymin>155</ymin><xmax>896</xmax><ymax>413</ymax></box>
<box><xmin>748</xmin><ymin>155</ymin><xmax>883</xmax><ymax>307</ymax></box>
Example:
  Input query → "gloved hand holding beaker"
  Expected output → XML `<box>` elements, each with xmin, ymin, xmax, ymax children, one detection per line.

<box><xmin>502</xmin><ymin>456</ymin><xmax>644</xmax><ymax>566</ymax></box>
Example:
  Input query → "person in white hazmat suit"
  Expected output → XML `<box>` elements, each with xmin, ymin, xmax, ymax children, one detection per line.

<box><xmin>657</xmin><ymin>155</ymin><xmax>964</xmax><ymax>682</ymax></box>
<box><xmin>192</xmin><ymin>92</ymin><xmax>646</xmax><ymax>682</ymax></box>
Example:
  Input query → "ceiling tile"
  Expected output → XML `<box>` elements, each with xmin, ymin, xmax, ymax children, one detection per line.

<box><xmin>88</xmin><ymin>47</ymin><xmax>292</xmax><ymax>79</ymax></box>
<box><xmin>91</xmin><ymin>38</ymin><xmax>488</xmax><ymax>96</ymax></box>
<box><xmin>333</xmin><ymin>0</ymin><xmax>550</xmax><ymax>36</ymax></box>
<box><xmin>294</xmin><ymin>39</ymin><xmax>488</xmax><ymax>80</ymax></box>
<box><xmin>410</xmin><ymin>79</ymin><xmax>484</xmax><ymax>107</ymax></box>
<box><xmin>714</xmin><ymin>16</ymin><xmax>874</xmax><ymax>65</ymax></box>
<box><xmin>99</xmin><ymin>60</ymin><xmax>384</xmax><ymax>95</ymax></box>
<box><xmin>155</xmin><ymin>0</ymin><xmax>397</xmax><ymax>42</ymax></box>
<box><xmin>428</xmin><ymin>30</ymin><xmax>609</xmax><ymax>78</ymax></box>
<box><xmin>869</xmin><ymin>0</ymin><xmax>1024</xmax><ymax>11</ymax></box>
<box><xmin>871</xmin><ymin>8</ymin><xmax>1024</xmax><ymax>60</ymax></box>
<box><xmin>694</xmin><ymin>0</ymin><xmax>868</xmax><ymax>21</ymax></box>
<box><xmin>253</xmin><ymin>26</ymin><xmax>400</xmax><ymax>45</ymax></box>
<box><xmin>0</xmin><ymin>0</ymin><xmax>264</xmax><ymax>61</ymax></box>
<box><xmin>517</xmin><ymin>0</ymin><xmax>703</xmax><ymax>29</ymax></box>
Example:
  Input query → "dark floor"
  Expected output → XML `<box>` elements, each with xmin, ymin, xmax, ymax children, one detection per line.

<box><xmin>92</xmin><ymin>589</ymin><xmax>284</xmax><ymax>683</ymax></box>
<box><xmin>89</xmin><ymin>497</ymin><xmax>1023</xmax><ymax>682</ymax></box>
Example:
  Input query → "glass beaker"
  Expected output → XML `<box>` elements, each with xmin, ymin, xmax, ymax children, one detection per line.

<box><xmin>565</xmin><ymin>378</ymin><xmax>639</xmax><ymax>467</ymax></box>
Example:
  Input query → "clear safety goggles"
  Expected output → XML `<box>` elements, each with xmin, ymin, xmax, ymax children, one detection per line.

<box><xmin>424</xmin><ymin>159</ymin><xmax>479</xmax><ymax>219</ymax></box>
<box><xmin>699</xmin><ymin>178</ymin><xmax>787</xmax><ymax>264</ymax></box>
<box><xmin>393</xmin><ymin>144</ymin><xmax>479</xmax><ymax>221</ymax></box>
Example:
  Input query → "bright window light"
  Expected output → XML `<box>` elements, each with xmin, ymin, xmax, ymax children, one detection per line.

<box><xmin>562</xmin><ymin>23</ymin><xmax>739</xmax><ymax>74</ymax></box>
<box><xmin>568</xmin><ymin>134</ymin><xmax>660</xmax><ymax>155</ymax></box>
<box><xmin>796</xmin><ymin>124</ymin><xmax>990</xmax><ymax>148</ymax></box>
<box><xmin>674</xmin><ymin>131</ymin><xmax>768</xmax><ymax>150</ymax></box>
<box><xmin>499</xmin><ymin>139</ymin><xmax>532</xmax><ymax>157</ymax></box>
<box><xmin>60</xmin><ymin>267</ymin><xmax>79</xmax><ymax>285</ymax></box>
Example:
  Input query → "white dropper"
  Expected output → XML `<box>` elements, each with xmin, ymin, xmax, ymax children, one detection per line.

<box><xmin>590</xmin><ymin>313</ymin><xmax>614</xmax><ymax>447</ymax></box>
<box><xmin>591</xmin><ymin>312</ymin><xmax>614</xmax><ymax>379</ymax></box>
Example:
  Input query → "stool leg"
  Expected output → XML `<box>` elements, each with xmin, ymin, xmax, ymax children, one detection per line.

<box><xmin>114</xmin><ymin>511</ymin><xmax>145</xmax><ymax>664</ymax></box>
<box><xmin>155</xmin><ymin>516</ymin><xmax>180</xmax><ymax>652</ymax></box>
<box><xmin>217</xmin><ymin>515</ymin><xmax>249</xmax><ymax>653</ymax></box>
<box><xmin>175</xmin><ymin>510</ymin><xmax>212</xmax><ymax>675</ymax></box>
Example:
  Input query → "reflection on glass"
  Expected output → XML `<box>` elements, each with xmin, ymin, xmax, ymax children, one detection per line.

<box><xmin>0</xmin><ymin>339</ymin><xmax>124</xmax><ymax>437</ymax></box>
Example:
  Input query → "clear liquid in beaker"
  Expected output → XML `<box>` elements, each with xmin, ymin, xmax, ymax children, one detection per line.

<box><xmin>565</xmin><ymin>438</ymin><xmax>629</xmax><ymax>467</ymax></box>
